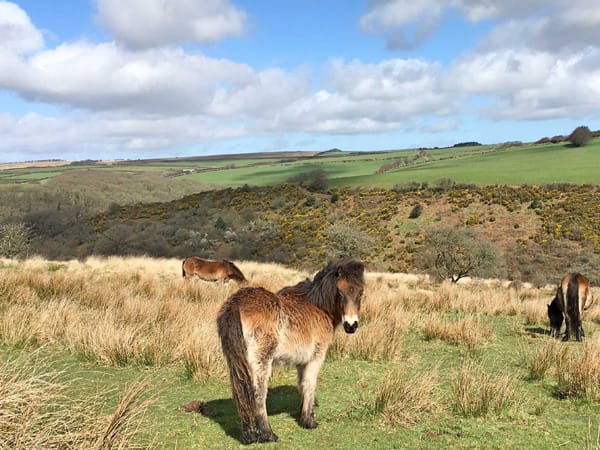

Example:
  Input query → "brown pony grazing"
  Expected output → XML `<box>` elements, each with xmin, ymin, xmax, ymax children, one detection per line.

<box><xmin>182</xmin><ymin>257</ymin><xmax>246</xmax><ymax>283</ymax></box>
<box><xmin>217</xmin><ymin>259</ymin><xmax>365</xmax><ymax>444</ymax></box>
<box><xmin>548</xmin><ymin>273</ymin><xmax>593</xmax><ymax>341</ymax></box>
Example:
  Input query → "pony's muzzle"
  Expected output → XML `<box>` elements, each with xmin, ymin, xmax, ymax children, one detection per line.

<box><xmin>343</xmin><ymin>320</ymin><xmax>358</xmax><ymax>334</ymax></box>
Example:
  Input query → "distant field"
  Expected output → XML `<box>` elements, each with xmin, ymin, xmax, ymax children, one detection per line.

<box><xmin>1</xmin><ymin>139</ymin><xmax>599</xmax><ymax>188</ymax></box>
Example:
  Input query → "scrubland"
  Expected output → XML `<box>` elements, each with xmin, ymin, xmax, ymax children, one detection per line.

<box><xmin>0</xmin><ymin>256</ymin><xmax>599</xmax><ymax>449</ymax></box>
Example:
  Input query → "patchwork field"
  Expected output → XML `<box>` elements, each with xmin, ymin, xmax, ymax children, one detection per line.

<box><xmin>1</xmin><ymin>256</ymin><xmax>599</xmax><ymax>449</ymax></box>
<box><xmin>2</xmin><ymin>140</ymin><xmax>600</xmax><ymax>189</ymax></box>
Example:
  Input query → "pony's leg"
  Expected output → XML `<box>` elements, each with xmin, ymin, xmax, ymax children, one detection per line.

<box><xmin>574</xmin><ymin>313</ymin><xmax>584</xmax><ymax>341</ymax></box>
<box><xmin>240</xmin><ymin>418</ymin><xmax>257</xmax><ymax>444</ymax></box>
<box><xmin>252</xmin><ymin>352</ymin><xmax>278</xmax><ymax>442</ymax></box>
<box><xmin>562</xmin><ymin>316</ymin><xmax>571</xmax><ymax>341</ymax></box>
<box><xmin>296</xmin><ymin>357</ymin><xmax>325</xmax><ymax>429</ymax></box>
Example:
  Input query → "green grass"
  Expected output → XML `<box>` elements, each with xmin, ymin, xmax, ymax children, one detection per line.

<box><xmin>3</xmin><ymin>139</ymin><xmax>600</xmax><ymax>189</ymax></box>
<box><xmin>2</xmin><ymin>313</ymin><xmax>599</xmax><ymax>449</ymax></box>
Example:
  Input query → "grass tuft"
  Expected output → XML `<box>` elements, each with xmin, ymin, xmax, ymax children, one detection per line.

<box><xmin>452</xmin><ymin>358</ymin><xmax>521</xmax><ymax>417</ymax></box>
<box><xmin>371</xmin><ymin>365</ymin><xmax>441</xmax><ymax>426</ymax></box>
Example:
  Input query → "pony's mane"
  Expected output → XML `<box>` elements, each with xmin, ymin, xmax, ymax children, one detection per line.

<box><xmin>280</xmin><ymin>259</ymin><xmax>364</xmax><ymax>314</ymax></box>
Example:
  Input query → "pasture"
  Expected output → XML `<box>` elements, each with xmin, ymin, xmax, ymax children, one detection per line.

<box><xmin>2</xmin><ymin>139</ymin><xmax>600</xmax><ymax>192</ymax></box>
<box><xmin>1</xmin><ymin>256</ymin><xmax>600</xmax><ymax>449</ymax></box>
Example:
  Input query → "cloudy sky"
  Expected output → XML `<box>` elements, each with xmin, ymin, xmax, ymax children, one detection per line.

<box><xmin>1</xmin><ymin>0</ymin><xmax>599</xmax><ymax>163</ymax></box>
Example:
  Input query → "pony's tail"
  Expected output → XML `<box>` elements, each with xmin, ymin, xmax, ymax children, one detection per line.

<box><xmin>217</xmin><ymin>299</ymin><xmax>256</xmax><ymax>426</ymax></box>
<box><xmin>182</xmin><ymin>260</ymin><xmax>186</xmax><ymax>278</ymax></box>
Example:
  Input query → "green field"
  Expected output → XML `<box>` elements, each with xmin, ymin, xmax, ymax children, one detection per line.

<box><xmin>3</xmin><ymin>139</ymin><xmax>599</xmax><ymax>189</ymax></box>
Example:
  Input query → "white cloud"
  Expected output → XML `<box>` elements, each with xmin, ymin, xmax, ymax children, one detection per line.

<box><xmin>95</xmin><ymin>0</ymin><xmax>247</xmax><ymax>49</ymax></box>
<box><xmin>0</xmin><ymin>112</ymin><xmax>245</xmax><ymax>161</ymax></box>
<box><xmin>359</xmin><ymin>0</ymin><xmax>443</xmax><ymax>49</ymax></box>
<box><xmin>0</xmin><ymin>1</ymin><xmax>44</xmax><ymax>54</ymax></box>
<box><xmin>0</xmin><ymin>0</ymin><xmax>599</xmax><ymax>161</ymax></box>
<box><xmin>0</xmin><ymin>41</ymin><xmax>262</xmax><ymax>114</ymax></box>
<box><xmin>359</xmin><ymin>0</ymin><xmax>595</xmax><ymax>51</ymax></box>
<box><xmin>451</xmin><ymin>48</ymin><xmax>600</xmax><ymax>120</ymax></box>
<box><xmin>253</xmin><ymin>58</ymin><xmax>457</xmax><ymax>134</ymax></box>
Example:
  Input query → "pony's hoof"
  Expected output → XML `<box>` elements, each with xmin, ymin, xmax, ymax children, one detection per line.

<box><xmin>301</xmin><ymin>418</ymin><xmax>318</xmax><ymax>429</ymax></box>
<box><xmin>241</xmin><ymin>430</ymin><xmax>257</xmax><ymax>445</ymax></box>
<box><xmin>258</xmin><ymin>431</ymin><xmax>279</xmax><ymax>443</ymax></box>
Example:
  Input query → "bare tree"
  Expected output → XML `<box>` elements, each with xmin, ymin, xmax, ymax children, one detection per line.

<box><xmin>0</xmin><ymin>223</ymin><xmax>32</xmax><ymax>258</ymax></box>
<box><xmin>417</xmin><ymin>227</ymin><xmax>504</xmax><ymax>283</ymax></box>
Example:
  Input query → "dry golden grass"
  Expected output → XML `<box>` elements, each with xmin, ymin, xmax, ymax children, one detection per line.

<box><xmin>1</xmin><ymin>256</ymin><xmax>599</xmax><ymax>404</ymax></box>
<box><xmin>1</xmin><ymin>256</ymin><xmax>594</xmax><ymax>372</ymax></box>
<box><xmin>2</xmin><ymin>256</ymin><xmax>600</xmax><ymax>446</ymax></box>
<box><xmin>555</xmin><ymin>336</ymin><xmax>600</xmax><ymax>400</ymax></box>
<box><xmin>421</xmin><ymin>314</ymin><xmax>494</xmax><ymax>350</ymax></box>
<box><xmin>452</xmin><ymin>358</ymin><xmax>521</xmax><ymax>417</ymax></box>
<box><xmin>0</xmin><ymin>350</ymin><xmax>152</xmax><ymax>449</ymax></box>
<box><xmin>527</xmin><ymin>339</ymin><xmax>570</xmax><ymax>381</ymax></box>
<box><xmin>372</xmin><ymin>363</ymin><xmax>441</xmax><ymax>426</ymax></box>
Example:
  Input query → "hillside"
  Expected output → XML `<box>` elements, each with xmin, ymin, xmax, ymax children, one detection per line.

<box><xmin>2</xmin><ymin>139</ymin><xmax>600</xmax><ymax>189</ymax></box>
<box><xmin>1</xmin><ymin>139</ymin><xmax>600</xmax><ymax>286</ymax></box>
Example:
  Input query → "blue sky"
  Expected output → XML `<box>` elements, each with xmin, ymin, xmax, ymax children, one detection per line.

<box><xmin>1</xmin><ymin>0</ymin><xmax>599</xmax><ymax>163</ymax></box>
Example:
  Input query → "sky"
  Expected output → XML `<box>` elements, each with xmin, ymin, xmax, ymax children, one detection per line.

<box><xmin>1</xmin><ymin>0</ymin><xmax>599</xmax><ymax>163</ymax></box>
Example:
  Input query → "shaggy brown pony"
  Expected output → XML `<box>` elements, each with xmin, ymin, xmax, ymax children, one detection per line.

<box><xmin>548</xmin><ymin>272</ymin><xmax>593</xmax><ymax>341</ymax></box>
<box><xmin>181</xmin><ymin>256</ymin><xmax>246</xmax><ymax>283</ymax></box>
<box><xmin>217</xmin><ymin>259</ymin><xmax>365</xmax><ymax>444</ymax></box>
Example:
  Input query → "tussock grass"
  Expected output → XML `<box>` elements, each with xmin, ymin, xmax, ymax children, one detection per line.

<box><xmin>0</xmin><ymin>350</ymin><xmax>152</xmax><ymax>449</ymax></box>
<box><xmin>555</xmin><ymin>337</ymin><xmax>600</xmax><ymax>400</ymax></box>
<box><xmin>372</xmin><ymin>364</ymin><xmax>441</xmax><ymax>426</ymax></box>
<box><xmin>586</xmin><ymin>418</ymin><xmax>600</xmax><ymax>450</ymax></box>
<box><xmin>453</xmin><ymin>358</ymin><xmax>521</xmax><ymax>417</ymax></box>
<box><xmin>421</xmin><ymin>314</ymin><xmax>493</xmax><ymax>350</ymax></box>
<box><xmin>1</xmin><ymin>256</ymin><xmax>599</xmax><ymax>447</ymax></box>
<box><xmin>95</xmin><ymin>379</ymin><xmax>154</xmax><ymax>450</ymax></box>
<box><xmin>527</xmin><ymin>339</ymin><xmax>569</xmax><ymax>381</ymax></box>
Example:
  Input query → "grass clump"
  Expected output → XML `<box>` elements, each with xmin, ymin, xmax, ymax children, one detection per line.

<box><xmin>0</xmin><ymin>350</ymin><xmax>153</xmax><ymax>449</ymax></box>
<box><xmin>452</xmin><ymin>358</ymin><xmax>521</xmax><ymax>417</ymax></box>
<box><xmin>555</xmin><ymin>338</ymin><xmax>600</xmax><ymax>400</ymax></box>
<box><xmin>371</xmin><ymin>365</ymin><xmax>441</xmax><ymax>426</ymax></box>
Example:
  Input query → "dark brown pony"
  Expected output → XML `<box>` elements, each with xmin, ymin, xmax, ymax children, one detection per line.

<box><xmin>217</xmin><ymin>259</ymin><xmax>365</xmax><ymax>444</ymax></box>
<box><xmin>548</xmin><ymin>273</ymin><xmax>593</xmax><ymax>341</ymax></box>
<box><xmin>182</xmin><ymin>257</ymin><xmax>246</xmax><ymax>283</ymax></box>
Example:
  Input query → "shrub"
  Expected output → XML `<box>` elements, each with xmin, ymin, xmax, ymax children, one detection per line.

<box><xmin>568</xmin><ymin>126</ymin><xmax>592</xmax><ymax>147</ymax></box>
<box><xmin>416</xmin><ymin>227</ymin><xmax>505</xmax><ymax>283</ymax></box>
<box><xmin>408</xmin><ymin>203</ymin><xmax>423</xmax><ymax>219</ymax></box>
<box><xmin>214</xmin><ymin>217</ymin><xmax>226</xmax><ymax>230</ymax></box>
<box><xmin>323</xmin><ymin>221</ymin><xmax>375</xmax><ymax>260</ymax></box>
<box><xmin>0</xmin><ymin>223</ymin><xmax>32</xmax><ymax>258</ymax></box>
<box><xmin>288</xmin><ymin>169</ymin><xmax>329</xmax><ymax>191</ymax></box>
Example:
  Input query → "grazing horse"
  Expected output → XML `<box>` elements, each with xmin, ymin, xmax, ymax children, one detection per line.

<box><xmin>182</xmin><ymin>257</ymin><xmax>246</xmax><ymax>283</ymax></box>
<box><xmin>217</xmin><ymin>259</ymin><xmax>365</xmax><ymax>444</ymax></box>
<box><xmin>548</xmin><ymin>273</ymin><xmax>593</xmax><ymax>341</ymax></box>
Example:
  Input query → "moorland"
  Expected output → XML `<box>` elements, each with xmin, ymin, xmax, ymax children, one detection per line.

<box><xmin>2</xmin><ymin>138</ymin><xmax>600</xmax><ymax>284</ymax></box>
<box><xmin>1</xmin><ymin>136</ymin><xmax>600</xmax><ymax>448</ymax></box>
